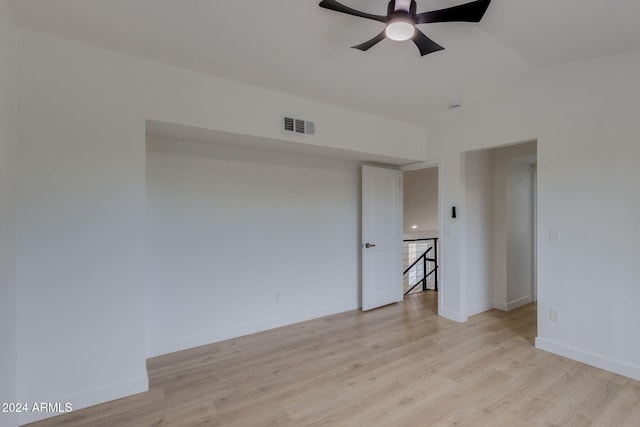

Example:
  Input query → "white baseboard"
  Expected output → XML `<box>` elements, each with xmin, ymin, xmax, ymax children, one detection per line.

<box><xmin>494</xmin><ymin>295</ymin><xmax>532</xmax><ymax>312</ymax></box>
<box><xmin>19</xmin><ymin>376</ymin><xmax>148</xmax><ymax>425</ymax></box>
<box><xmin>535</xmin><ymin>337</ymin><xmax>640</xmax><ymax>382</ymax></box>
<box><xmin>507</xmin><ymin>295</ymin><xmax>532</xmax><ymax>311</ymax></box>
<box><xmin>146</xmin><ymin>302</ymin><xmax>358</xmax><ymax>358</ymax></box>
<box><xmin>466</xmin><ymin>301</ymin><xmax>493</xmax><ymax>317</ymax></box>
<box><xmin>440</xmin><ymin>308</ymin><xmax>468</xmax><ymax>323</ymax></box>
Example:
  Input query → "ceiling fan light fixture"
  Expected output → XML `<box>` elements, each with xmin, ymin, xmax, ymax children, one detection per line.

<box><xmin>385</xmin><ymin>18</ymin><xmax>415</xmax><ymax>41</ymax></box>
<box><xmin>319</xmin><ymin>0</ymin><xmax>492</xmax><ymax>56</ymax></box>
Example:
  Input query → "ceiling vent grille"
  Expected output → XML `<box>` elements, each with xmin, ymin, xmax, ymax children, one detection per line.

<box><xmin>283</xmin><ymin>116</ymin><xmax>316</xmax><ymax>136</ymax></box>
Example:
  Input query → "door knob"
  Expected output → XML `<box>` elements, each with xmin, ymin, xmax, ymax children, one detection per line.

<box><xmin>365</xmin><ymin>243</ymin><xmax>376</xmax><ymax>248</ymax></box>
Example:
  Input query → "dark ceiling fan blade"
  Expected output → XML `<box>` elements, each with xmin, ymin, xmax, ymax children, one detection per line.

<box><xmin>352</xmin><ymin>31</ymin><xmax>387</xmax><ymax>52</ymax></box>
<box><xmin>412</xmin><ymin>30</ymin><xmax>444</xmax><ymax>56</ymax></box>
<box><xmin>416</xmin><ymin>0</ymin><xmax>491</xmax><ymax>24</ymax></box>
<box><xmin>319</xmin><ymin>0</ymin><xmax>387</xmax><ymax>23</ymax></box>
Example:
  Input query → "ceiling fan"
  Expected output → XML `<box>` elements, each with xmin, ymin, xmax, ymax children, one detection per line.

<box><xmin>319</xmin><ymin>0</ymin><xmax>491</xmax><ymax>56</ymax></box>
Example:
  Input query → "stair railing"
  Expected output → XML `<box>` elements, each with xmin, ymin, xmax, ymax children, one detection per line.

<box><xmin>403</xmin><ymin>238</ymin><xmax>438</xmax><ymax>296</ymax></box>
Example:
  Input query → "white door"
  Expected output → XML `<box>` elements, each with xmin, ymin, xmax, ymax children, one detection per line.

<box><xmin>361</xmin><ymin>165</ymin><xmax>403</xmax><ymax>311</ymax></box>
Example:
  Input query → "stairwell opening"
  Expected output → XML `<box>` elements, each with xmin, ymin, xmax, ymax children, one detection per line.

<box><xmin>402</xmin><ymin>166</ymin><xmax>439</xmax><ymax>301</ymax></box>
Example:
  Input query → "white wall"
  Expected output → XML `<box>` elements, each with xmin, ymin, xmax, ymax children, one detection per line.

<box><xmin>0</xmin><ymin>1</ymin><xmax>17</xmax><ymax>426</ymax></box>
<box><xmin>16</xmin><ymin>47</ymin><xmax>149</xmax><ymax>426</ymax></box>
<box><xmin>15</xmin><ymin>28</ymin><xmax>426</xmax><ymax>422</ymax></box>
<box><xmin>403</xmin><ymin>167</ymin><xmax>438</xmax><ymax>239</ymax></box>
<box><xmin>492</xmin><ymin>142</ymin><xmax>536</xmax><ymax>311</ymax></box>
<box><xmin>464</xmin><ymin>150</ymin><xmax>494</xmax><ymax>317</ymax></box>
<box><xmin>146</xmin><ymin>137</ymin><xmax>360</xmax><ymax>356</ymax></box>
<box><xmin>427</xmin><ymin>50</ymin><xmax>640</xmax><ymax>380</ymax></box>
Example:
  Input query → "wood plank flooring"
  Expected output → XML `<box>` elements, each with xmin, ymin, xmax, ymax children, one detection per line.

<box><xmin>26</xmin><ymin>293</ymin><xmax>640</xmax><ymax>426</ymax></box>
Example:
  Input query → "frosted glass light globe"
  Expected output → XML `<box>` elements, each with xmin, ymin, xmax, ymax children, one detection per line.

<box><xmin>385</xmin><ymin>21</ymin><xmax>415</xmax><ymax>41</ymax></box>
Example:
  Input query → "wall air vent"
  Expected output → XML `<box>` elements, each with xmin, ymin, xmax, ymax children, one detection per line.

<box><xmin>283</xmin><ymin>115</ymin><xmax>316</xmax><ymax>136</ymax></box>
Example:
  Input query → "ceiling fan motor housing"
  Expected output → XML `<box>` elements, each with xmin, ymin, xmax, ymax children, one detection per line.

<box><xmin>388</xmin><ymin>0</ymin><xmax>417</xmax><ymax>21</ymax></box>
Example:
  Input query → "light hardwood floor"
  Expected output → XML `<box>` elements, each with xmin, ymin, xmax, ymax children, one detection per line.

<box><xmin>26</xmin><ymin>293</ymin><xmax>640</xmax><ymax>426</ymax></box>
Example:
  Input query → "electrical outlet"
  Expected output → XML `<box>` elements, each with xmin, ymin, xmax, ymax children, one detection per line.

<box><xmin>274</xmin><ymin>292</ymin><xmax>282</xmax><ymax>303</ymax></box>
<box><xmin>550</xmin><ymin>307</ymin><xmax>561</xmax><ymax>322</ymax></box>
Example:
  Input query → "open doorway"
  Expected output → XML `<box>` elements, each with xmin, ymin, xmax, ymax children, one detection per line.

<box><xmin>402</xmin><ymin>166</ymin><xmax>439</xmax><ymax>308</ymax></box>
<box><xmin>464</xmin><ymin>140</ymin><xmax>537</xmax><ymax>320</ymax></box>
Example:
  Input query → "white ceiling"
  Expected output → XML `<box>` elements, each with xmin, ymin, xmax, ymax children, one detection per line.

<box><xmin>9</xmin><ymin>0</ymin><xmax>640</xmax><ymax>125</ymax></box>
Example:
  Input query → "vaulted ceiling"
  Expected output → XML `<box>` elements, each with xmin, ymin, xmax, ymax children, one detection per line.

<box><xmin>9</xmin><ymin>0</ymin><xmax>640</xmax><ymax>125</ymax></box>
